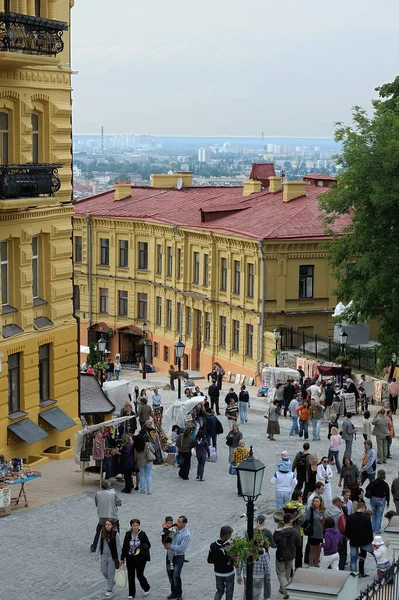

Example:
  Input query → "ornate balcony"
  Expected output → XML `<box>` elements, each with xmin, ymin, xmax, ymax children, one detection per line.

<box><xmin>0</xmin><ymin>12</ymin><xmax>68</xmax><ymax>65</ymax></box>
<box><xmin>0</xmin><ymin>164</ymin><xmax>62</xmax><ymax>200</ymax></box>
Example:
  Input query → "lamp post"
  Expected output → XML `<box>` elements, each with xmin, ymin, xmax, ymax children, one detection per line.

<box><xmin>174</xmin><ymin>338</ymin><xmax>185</xmax><ymax>400</ymax></box>
<box><xmin>339</xmin><ymin>328</ymin><xmax>348</xmax><ymax>386</ymax></box>
<box><xmin>97</xmin><ymin>335</ymin><xmax>107</xmax><ymax>388</ymax></box>
<box><xmin>236</xmin><ymin>447</ymin><xmax>266</xmax><ymax>600</ymax></box>
<box><xmin>273</xmin><ymin>328</ymin><xmax>281</xmax><ymax>367</ymax></box>
<box><xmin>141</xmin><ymin>322</ymin><xmax>147</xmax><ymax>380</ymax></box>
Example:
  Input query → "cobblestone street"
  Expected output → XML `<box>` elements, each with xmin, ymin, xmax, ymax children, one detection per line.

<box><xmin>1</xmin><ymin>378</ymin><xmax>397</xmax><ymax>600</ymax></box>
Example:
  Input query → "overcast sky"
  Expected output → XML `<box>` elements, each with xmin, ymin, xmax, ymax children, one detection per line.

<box><xmin>71</xmin><ymin>0</ymin><xmax>399</xmax><ymax>137</ymax></box>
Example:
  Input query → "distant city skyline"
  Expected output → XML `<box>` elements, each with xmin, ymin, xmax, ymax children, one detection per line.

<box><xmin>71</xmin><ymin>0</ymin><xmax>399</xmax><ymax>137</ymax></box>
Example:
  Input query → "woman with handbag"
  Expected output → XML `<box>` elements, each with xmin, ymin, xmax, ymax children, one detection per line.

<box><xmin>338</xmin><ymin>456</ymin><xmax>360</xmax><ymax>502</ymax></box>
<box><xmin>176</xmin><ymin>426</ymin><xmax>195</xmax><ymax>480</ymax></box>
<box><xmin>267</xmin><ymin>399</ymin><xmax>281</xmax><ymax>441</ymax></box>
<box><xmin>96</xmin><ymin>519</ymin><xmax>122</xmax><ymax>598</ymax></box>
<box><xmin>304</xmin><ymin>496</ymin><xmax>325</xmax><ymax>567</ymax></box>
<box><xmin>134</xmin><ymin>433</ymin><xmax>155</xmax><ymax>495</ymax></box>
<box><xmin>121</xmin><ymin>518</ymin><xmax>151</xmax><ymax>598</ymax></box>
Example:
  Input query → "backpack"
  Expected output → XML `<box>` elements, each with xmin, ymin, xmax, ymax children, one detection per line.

<box><xmin>215</xmin><ymin>418</ymin><xmax>224</xmax><ymax>435</ymax></box>
<box><xmin>296</xmin><ymin>452</ymin><xmax>306</xmax><ymax>470</ymax></box>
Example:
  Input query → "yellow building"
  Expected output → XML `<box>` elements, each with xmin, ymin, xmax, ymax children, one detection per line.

<box><xmin>0</xmin><ymin>0</ymin><xmax>78</xmax><ymax>465</ymax></box>
<box><xmin>73</xmin><ymin>167</ymin><xmax>349</xmax><ymax>382</ymax></box>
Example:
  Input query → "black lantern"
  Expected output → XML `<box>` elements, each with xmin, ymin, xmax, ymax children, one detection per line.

<box><xmin>174</xmin><ymin>338</ymin><xmax>186</xmax><ymax>400</ymax></box>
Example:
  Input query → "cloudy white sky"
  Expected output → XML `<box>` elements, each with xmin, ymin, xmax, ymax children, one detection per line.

<box><xmin>71</xmin><ymin>0</ymin><xmax>399</xmax><ymax>137</ymax></box>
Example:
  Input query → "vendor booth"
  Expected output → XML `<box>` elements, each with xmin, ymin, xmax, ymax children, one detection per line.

<box><xmin>261</xmin><ymin>367</ymin><xmax>300</xmax><ymax>400</ymax></box>
<box><xmin>0</xmin><ymin>457</ymin><xmax>41</xmax><ymax>515</ymax></box>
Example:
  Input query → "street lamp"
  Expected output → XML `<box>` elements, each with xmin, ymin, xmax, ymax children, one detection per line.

<box><xmin>339</xmin><ymin>328</ymin><xmax>348</xmax><ymax>386</ymax></box>
<box><xmin>236</xmin><ymin>447</ymin><xmax>266</xmax><ymax>600</ymax></box>
<box><xmin>273</xmin><ymin>328</ymin><xmax>281</xmax><ymax>367</ymax></box>
<box><xmin>141</xmin><ymin>322</ymin><xmax>147</xmax><ymax>380</ymax></box>
<box><xmin>174</xmin><ymin>338</ymin><xmax>185</xmax><ymax>400</ymax></box>
<box><xmin>97</xmin><ymin>335</ymin><xmax>107</xmax><ymax>388</ymax></box>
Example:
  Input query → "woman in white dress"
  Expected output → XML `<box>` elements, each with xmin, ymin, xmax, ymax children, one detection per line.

<box><xmin>317</xmin><ymin>456</ymin><xmax>333</xmax><ymax>507</ymax></box>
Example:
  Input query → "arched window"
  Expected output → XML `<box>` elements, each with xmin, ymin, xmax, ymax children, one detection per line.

<box><xmin>0</xmin><ymin>112</ymin><xmax>9</xmax><ymax>165</ymax></box>
<box><xmin>31</xmin><ymin>112</ymin><xmax>39</xmax><ymax>162</ymax></box>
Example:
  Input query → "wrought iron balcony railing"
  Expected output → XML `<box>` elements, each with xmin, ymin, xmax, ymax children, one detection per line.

<box><xmin>0</xmin><ymin>164</ymin><xmax>62</xmax><ymax>199</ymax></box>
<box><xmin>0</xmin><ymin>12</ymin><xmax>68</xmax><ymax>56</ymax></box>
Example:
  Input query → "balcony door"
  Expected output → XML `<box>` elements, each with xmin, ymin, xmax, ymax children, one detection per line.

<box><xmin>0</xmin><ymin>112</ymin><xmax>9</xmax><ymax>165</ymax></box>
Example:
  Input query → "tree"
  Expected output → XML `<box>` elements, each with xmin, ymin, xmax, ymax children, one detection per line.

<box><xmin>319</xmin><ymin>77</ymin><xmax>399</xmax><ymax>367</ymax></box>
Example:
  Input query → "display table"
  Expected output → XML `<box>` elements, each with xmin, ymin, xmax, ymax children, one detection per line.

<box><xmin>8</xmin><ymin>474</ymin><xmax>41</xmax><ymax>508</ymax></box>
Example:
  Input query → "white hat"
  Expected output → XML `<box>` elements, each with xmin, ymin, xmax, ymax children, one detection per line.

<box><xmin>372</xmin><ymin>535</ymin><xmax>385</xmax><ymax>546</ymax></box>
<box><xmin>281</xmin><ymin>451</ymin><xmax>288</xmax><ymax>458</ymax></box>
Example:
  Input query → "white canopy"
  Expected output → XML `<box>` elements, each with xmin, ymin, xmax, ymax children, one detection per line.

<box><xmin>80</xmin><ymin>345</ymin><xmax>90</xmax><ymax>354</ymax></box>
<box><xmin>163</xmin><ymin>398</ymin><xmax>204</xmax><ymax>432</ymax></box>
<box><xmin>102</xmin><ymin>379</ymin><xmax>136</xmax><ymax>414</ymax></box>
<box><xmin>262</xmin><ymin>367</ymin><xmax>300</xmax><ymax>390</ymax></box>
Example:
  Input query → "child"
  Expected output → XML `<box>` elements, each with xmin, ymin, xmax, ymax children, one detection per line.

<box><xmin>161</xmin><ymin>516</ymin><xmax>177</xmax><ymax>571</ymax></box>
<box><xmin>372</xmin><ymin>535</ymin><xmax>391</xmax><ymax>577</ymax></box>
<box><xmin>362</xmin><ymin>410</ymin><xmax>372</xmax><ymax>441</ymax></box>
<box><xmin>341</xmin><ymin>489</ymin><xmax>353</xmax><ymax>516</ymax></box>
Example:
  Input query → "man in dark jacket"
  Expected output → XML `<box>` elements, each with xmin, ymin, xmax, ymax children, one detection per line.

<box><xmin>345</xmin><ymin>502</ymin><xmax>373</xmax><ymax>576</ymax></box>
<box><xmin>224</xmin><ymin>388</ymin><xmax>238</xmax><ymax>406</ymax></box>
<box><xmin>283</xmin><ymin>380</ymin><xmax>295</xmax><ymax>417</ymax></box>
<box><xmin>292</xmin><ymin>442</ymin><xmax>311</xmax><ymax>493</ymax></box>
<box><xmin>207</xmin><ymin>525</ymin><xmax>235</xmax><ymax>600</ymax></box>
<box><xmin>208</xmin><ymin>382</ymin><xmax>220</xmax><ymax>415</ymax></box>
<box><xmin>273</xmin><ymin>514</ymin><xmax>301</xmax><ymax>599</ymax></box>
<box><xmin>206</xmin><ymin>409</ymin><xmax>218</xmax><ymax>449</ymax></box>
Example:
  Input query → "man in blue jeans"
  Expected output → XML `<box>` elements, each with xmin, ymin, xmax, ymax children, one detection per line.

<box><xmin>165</xmin><ymin>515</ymin><xmax>191</xmax><ymax>600</ymax></box>
<box><xmin>238</xmin><ymin>385</ymin><xmax>250</xmax><ymax>423</ymax></box>
<box><xmin>345</xmin><ymin>502</ymin><xmax>374</xmax><ymax>576</ymax></box>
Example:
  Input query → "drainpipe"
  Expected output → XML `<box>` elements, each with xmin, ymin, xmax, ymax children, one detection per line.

<box><xmin>86</xmin><ymin>214</ymin><xmax>92</xmax><ymax>327</ymax></box>
<box><xmin>256</xmin><ymin>238</ymin><xmax>266</xmax><ymax>378</ymax></box>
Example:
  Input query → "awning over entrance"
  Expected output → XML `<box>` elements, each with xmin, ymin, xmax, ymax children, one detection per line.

<box><xmin>118</xmin><ymin>324</ymin><xmax>143</xmax><ymax>335</ymax></box>
<box><xmin>91</xmin><ymin>322</ymin><xmax>110</xmax><ymax>332</ymax></box>
<box><xmin>39</xmin><ymin>407</ymin><xmax>76</xmax><ymax>432</ymax></box>
<box><xmin>8</xmin><ymin>418</ymin><xmax>49</xmax><ymax>445</ymax></box>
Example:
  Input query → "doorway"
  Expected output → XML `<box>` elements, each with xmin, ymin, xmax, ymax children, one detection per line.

<box><xmin>194</xmin><ymin>310</ymin><xmax>202</xmax><ymax>370</ymax></box>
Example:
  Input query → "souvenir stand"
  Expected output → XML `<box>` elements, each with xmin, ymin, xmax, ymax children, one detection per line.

<box><xmin>261</xmin><ymin>367</ymin><xmax>301</xmax><ymax>401</ymax></box>
<box><xmin>0</xmin><ymin>456</ymin><xmax>41</xmax><ymax>514</ymax></box>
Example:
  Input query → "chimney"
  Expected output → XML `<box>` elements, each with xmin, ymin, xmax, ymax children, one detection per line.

<box><xmin>151</xmin><ymin>172</ymin><xmax>193</xmax><ymax>189</ymax></box>
<box><xmin>283</xmin><ymin>180</ymin><xmax>307</xmax><ymax>203</ymax></box>
<box><xmin>114</xmin><ymin>180</ymin><xmax>132</xmax><ymax>201</ymax></box>
<box><xmin>242</xmin><ymin>179</ymin><xmax>262</xmax><ymax>197</ymax></box>
<box><xmin>268</xmin><ymin>176</ymin><xmax>282</xmax><ymax>193</ymax></box>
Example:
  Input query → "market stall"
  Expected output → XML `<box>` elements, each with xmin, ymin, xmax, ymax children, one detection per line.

<box><xmin>0</xmin><ymin>457</ymin><xmax>41</xmax><ymax>515</ymax></box>
<box><xmin>261</xmin><ymin>367</ymin><xmax>301</xmax><ymax>400</ymax></box>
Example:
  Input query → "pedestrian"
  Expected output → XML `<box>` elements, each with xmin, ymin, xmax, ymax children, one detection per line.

<box><xmin>273</xmin><ymin>513</ymin><xmax>301</xmax><ymax>598</ymax></box>
<box><xmin>113</xmin><ymin>356</ymin><xmax>121</xmax><ymax>380</ymax></box>
<box><xmin>331</xmin><ymin>391</ymin><xmax>343</xmax><ymax>423</ymax></box>
<box><xmin>391</xmin><ymin>471</ymin><xmax>399</xmax><ymax>514</ymax></box>
<box><xmin>209</xmin><ymin>380</ymin><xmax>221</xmax><ymax>415</ymax></box>
<box><xmin>106</xmin><ymin>358</ymin><xmax>114</xmax><ymax>381</ymax></box>
<box><xmin>273</xmin><ymin>491</ymin><xmax>306</xmax><ymax>570</ymax></box>
<box><xmin>307</xmin><ymin>481</ymin><xmax>325</xmax><ymax>508</ymax></box>
<box><xmin>193</xmin><ymin>386</ymin><xmax>205</xmax><ymax>397</ymax></box>
<box><xmin>161</xmin><ymin>516</ymin><xmax>177</xmax><ymax>574</ymax></box>
<box><xmin>288</xmin><ymin>394</ymin><xmax>299</xmax><ymax>436</ymax></box>
<box><xmin>152</xmin><ymin>386</ymin><xmax>162</xmax><ymax>409</ymax></box>
<box><xmin>194</xmin><ymin>429</ymin><xmax>210</xmax><ymax>481</ymax></box>
<box><xmin>345</xmin><ymin>502</ymin><xmax>374</xmax><ymax>577</ymax></box>
<box><xmin>133</xmin><ymin>385</ymin><xmax>140</xmax><ymax>412</ymax></box>
<box><xmin>121</xmin><ymin>518</ymin><xmax>151</xmax><ymax>598</ymax></box>
<box><xmin>320</xmin><ymin>517</ymin><xmax>341</xmax><ymax>570</ymax></box>
<box><xmin>307</xmin><ymin>380</ymin><xmax>322</xmax><ymax>402</ymax></box>
<box><xmin>304</xmin><ymin>455</ymin><xmax>319</xmax><ymax>500</ymax></box>
<box><xmin>224</xmin><ymin>387</ymin><xmax>238</xmax><ymax>406</ymax></box>
<box><xmin>119</xmin><ymin>401</ymin><xmax>137</xmax><ymax>437</ymax></box>
<box><xmin>292</xmin><ymin>442</ymin><xmax>311</xmax><ymax>494</ymax></box>
<box><xmin>360</xmin><ymin>440</ymin><xmax>377</xmax><ymax>486</ymax></box>
<box><xmin>169</xmin><ymin>365</ymin><xmax>176</xmax><ymax>391</ymax></box>
<box><xmin>91</xmin><ymin>479</ymin><xmax>121</xmax><ymax>553</ymax></box>
<box><xmin>238</xmin><ymin>385</ymin><xmax>250</xmax><ymax>423</ymax></box>
<box><xmin>372</xmin><ymin>535</ymin><xmax>391</xmax><ymax>577</ymax></box>
<box><xmin>165</xmin><ymin>515</ymin><xmax>191</xmax><ymax>600</ymax></box>
<box><xmin>225</xmin><ymin>397</ymin><xmax>238</xmax><ymax>429</ymax></box>
<box><xmin>226</xmin><ymin>423</ymin><xmax>242</xmax><ymax>463</ymax></box>
<box><xmin>372</xmin><ymin>408</ymin><xmax>390</xmax><ymax>464</ymax></box>
<box><xmin>96</xmin><ymin>519</ymin><xmax>122</xmax><ymax>597</ymax></box>
<box><xmin>341</xmin><ymin>489</ymin><xmax>354</xmax><ymax>516</ymax></box>
<box><xmin>236</xmin><ymin>543</ymin><xmax>271</xmax><ymax>600</ymax></box>
<box><xmin>255</xmin><ymin>515</ymin><xmax>276</xmax><ymax>599</ymax></box>
<box><xmin>341</xmin><ymin>412</ymin><xmax>356</xmax><ymax>459</ymax></box>
<box><xmin>275</xmin><ymin>382</ymin><xmax>285</xmax><ymax>410</ymax></box>
<box><xmin>232</xmin><ymin>440</ymin><xmax>249</xmax><ymax>496</ymax></box>
<box><xmin>176</xmin><ymin>426</ymin><xmax>195</xmax><ymax>480</ymax></box>
<box><xmin>327</xmin><ymin>413</ymin><xmax>339</xmax><ymax>440</ymax></box>
<box><xmin>214</xmin><ymin>362</ymin><xmax>225</xmax><ymax>390</ymax></box>
<box><xmin>118</xmin><ymin>434</ymin><xmax>134</xmax><ymax>494</ymax></box>
<box><xmin>310</xmin><ymin>400</ymin><xmax>324</xmax><ymax>441</ymax></box>
<box><xmin>317</xmin><ymin>457</ymin><xmax>333</xmax><ymax>507</ymax></box>
<box><xmin>283</xmin><ymin>379</ymin><xmax>295</xmax><ymax>417</ymax></box>
<box><xmin>325</xmin><ymin>497</ymin><xmax>347</xmax><ymax>570</ymax></box>
<box><xmin>296</xmin><ymin>399</ymin><xmax>311</xmax><ymax>440</ymax></box>
<box><xmin>266</xmin><ymin>399</ymin><xmax>280</xmax><ymax>441</ymax></box>
<box><xmin>328</xmin><ymin>427</ymin><xmax>342</xmax><ymax>474</ymax></box>
<box><xmin>270</xmin><ymin>454</ymin><xmax>297</xmax><ymax>508</ymax></box>
<box><xmin>362</xmin><ymin>410</ymin><xmax>372</xmax><ymax>442</ymax></box>
<box><xmin>297</xmin><ymin>365</ymin><xmax>305</xmax><ymax>385</ymax></box>
<box><xmin>367</xmin><ymin>469</ymin><xmax>390</xmax><ymax>534</ymax></box>
<box><xmin>207</xmin><ymin>525</ymin><xmax>235</xmax><ymax>600</ymax></box>
<box><xmin>305</xmin><ymin>496</ymin><xmax>325</xmax><ymax>567</ymax></box>
<box><xmin>386</xmin><ymin>409</ymin><xmax>395</xmax><ymax>459</ymax></box>
<box><xmin>324</xmin><ymin>381</ymin><xmax>335</xmax><ymax>421</ymax></box>
<box><xmin>358</xmin><ymin>375</ymin><xmax>370</xmax><ymax>412</ymax></box>
<box><xmin>133</xmin><ymin>433</ymin><xmax>155</xmax><ymax>494</ymax></box>
<box><xmin>388</xmin><ymin>377</ymin><xmax>399</xmax><ymax>414</ymax></box>
<box><xmin>338</xmin><ymin>456</ymin><xmax>360</xmax><ymax>501</ymax></box>
<box><xmin>138</xmin><ymin>397</ymin><xmax>152</xmax><ymax>429</ymax></box>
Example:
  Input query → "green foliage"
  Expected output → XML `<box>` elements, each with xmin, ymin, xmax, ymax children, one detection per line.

<box><xmin>94</xmin><ymin>361</ymin><xmax>109</xmax><ymax>372</ymax></box>
<box><xmin>271</xmin><ymin>349</ymin><xmax>281</xmax><ymax>358</ymax></box>
<box><xmin>87</xmin><ymin>342</ymin><xmax>100</xmax><ymax>368</ymax></box>
<box><xmin>319</xmin><ymin>77</ymin><xmax>399</xmax><ymax>363</ymax></box>
<box><xmin>335</xmin><ymin>355</ymin><xmax>351</xmax><ymax>367</ymax></box>
<box><xmin>226</xmin><ymin>531</ymin><xmax>268</xmax><ymax>567</ymax></box>
<box><xmin>170</xmin><ymin>370</ymin><xmax>189</xmax><ymax>381</ymax></box>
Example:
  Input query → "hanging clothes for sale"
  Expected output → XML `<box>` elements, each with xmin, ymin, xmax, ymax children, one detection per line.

<box><xmin>92</xmin><ymin>431</ymin><xmax>105</xmax><ymax>460</ymax></box>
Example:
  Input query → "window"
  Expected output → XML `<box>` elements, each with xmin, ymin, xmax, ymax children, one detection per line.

<box><xmin>186</xmin><ymin>307</ymin><xmax>191</xmax><ymax>335</ymax></box>
<box><xmin>232</xmin><ymin>320</ymin><xmax>240</xmax><ymax>352</ymax></box>
<box><xmin>32</xmin><ymin>236</ymin><xmax>39</xmax><ymax>299</ymax></box>
<box><xmin>164</xmin><ymin>346</ymin><xmax>169</xmax><ymax>362</ymax></box>
<box><xmin>99</xmin><ymin>287</ymin><xmax>108</xmax><ymax>313</ymax></box>
<box><xmin>100</xmin><ymin>238</ymin><xmax>109</xmax><ymax>266</ymax></box>
<box><xmin>193</xmin><ymin>251</ymin><xmax>200</xmax><ymax>284</ymax></box>
<box><xmin>176</xmin><ymin>248</ymin><xmax>181</xmax><ymax>279</ymax></box>
<box><xmin>154</xmin><ymin>342</ymin><xmax>159</xmax><ymax>358</ymax></box>
<box><xmin>137</xmin><ymin>293</ymin><xmax>147</xmax><ymax>320</ymax></box>
<box><xmin>156</xmin><ymin>244</ymin><xmax>163</xmax><ymax>274</ymax></box>
<box><xmin>74</xmin><ymin>235</ymin><xmax>82</xmax><ymax>264</ymax></box>
<box><xmin>177</xmin><ymin>302</ymin><xmax>183</xmax><ymax>333</ymax></box>
<box><xmin>233</xmin><ymin>260</ymin><xmax>241</xmax><ymax>294</ymax></box>
<box><xmin>166</xmin><ymin>299</ymin><xmax>172</xmax><ymax>329</ymax></box>
<box><xmin>299</xmin><ymin>265</ymin><xmax>314</xmax><ymax>299</ymax></box>
<box><xmin>1</xmin><ymin>240</ymin><xmax>8</xmax><ymax>305</ymax></box>
<box><xmin>220</xmin><ymin>257</ymin><xmax>227</xmax><ymax>291</ymax></box>
<box><xmin>73</xmin><ymin>284</ymin><xmax>80</xmax><ymax>311</ymax></box>
<box><xmin>219</xmin><ymin>316</ymin><xmax>226</xmax><ymax>347</ymax></box>
<box><xmin>34</xmin><ymin>0</ymin><xmax>41</xmax><ymax>16</ymax></box>
<box><xmin>204</xmin><ymin>312</ymin><xmax>211</xmax><ymax>343</ymax></box>
<box><xmin>118</xmin><ymin>290</ymin><xmax>128</xmax><ymax>316</ymax></box>
<box><xmin>167</xmin><ymin>246</ymin><xmax>173</xmax><ymax>277</ymax></box>
<box><xmin>203</xmin><ymin>254</ymin><xmax>209</xmax><ymax>287</ymax></box>
<box><xmin>156</xmin><ymin>296</ymin><xmax>162</xmax><ymax>325</ymax></box>
<box><xmin>39</xmin><ymin>344</ymin><xmax>50</xmax><ymax>402</ymax></box>
<box><xmin>0</xmin><ymin>112</ymin><xmax>9</xmax><ymax>165</ymax></box>
<box><xmin>8</xmin><ymin>353</ymin><xmax>20</xmax><ymax>414</ymax></box>
<box><xmin>32</xmin><ymin>113</ymin><xmax>39</xmax><ymax>162</ymax></box>
<box><xmin>119</xmin><ymin>240</ymin><xmax>128</xmax><ymax>267</ymax></box>
<box><xmin>138</xmin><ymin>242</ymin><xmax>148</xmax><ymax>269</ymax></box>
<box><xmin>246</xmin><ymin>324</ymin><xmax>254</xmax><ymax>357</ymax></box>
<box><xmin>247</xmin><ymin>263</ymin><xmax>254</xmax><ymax>298</ymax></box>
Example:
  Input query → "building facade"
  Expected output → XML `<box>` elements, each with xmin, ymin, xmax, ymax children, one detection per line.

<box><xmin>0</xmin><ymin>0</ymin><xmax>78</xmax><ymax>464</ymax></box>
<box><xmin>73</xmin><ymin>170</ymin><xmax>349</xmax><ymax>381</ymax></box>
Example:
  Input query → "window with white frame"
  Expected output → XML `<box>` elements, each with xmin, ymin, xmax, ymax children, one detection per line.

<box><xmin>219</xmin><ymin>316</ymin><xmax>226</xmax><ymax>347</ymax></box>
<box><xmin>32</xmin><ymin>236</ymin><xmax>39</xmax><ymax>299</ymax></box>
<box><xmin>246</xmin><ymin>324</ymin><xmax>254</xmax><ymax>357</ymax></box>
<box><xmin>99</xmin><ymin>287</ymin><xmax>108</xmax><ymax>313</ymax></box>
<box><xmin>156</xmin><ymin>296</ymin><xmax>162</xmax><ymax>325</ymax></box>
<box><xmin>118</xmin><ymin>290</ymin><xmax>128</xmax><ymax>316</ymax></box>
<box><xmin>232</xmin><ymin>319</ymin><xmax>240</xmax><ymax>352</ymax></box>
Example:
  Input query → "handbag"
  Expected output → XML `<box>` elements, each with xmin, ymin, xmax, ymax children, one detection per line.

<box><xmin>302</xmin><ymin>508</ymin><xmax>314</xmax><ymax>536</ymax></box>
<box><xmin>365</xmin><ymin>482</ymin><xmax>373</xmax><ymax>499</ymax></box>
<box><xmin>226</xmin><ymin>435</ymin><xmax>233</xmax><ymax>447</ymax></box>
<box><xmin>145</xmin><ymin>443</ymin><xmax>156</xmax><ymax>462</ymax></box>
<box><xmin>115</xmin><ymin>566</ymin><xmax>127</xmax><ymax>588</ymax></box>
<box><xmin>229</xmin><ymin>461</ymin><xmax>237</xmax><ymax>476</ymax></box>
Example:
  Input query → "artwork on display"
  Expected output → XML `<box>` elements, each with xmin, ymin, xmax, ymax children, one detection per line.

<box><xmin>343</xmin><ymin>393</ymin><xmax>356</xmax><ymax>413</ymax></box>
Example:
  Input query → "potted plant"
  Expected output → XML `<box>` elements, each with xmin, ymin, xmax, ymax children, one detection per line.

<box><xmin>226</xmin><ymin>531</ymin><xmax>268</xmax><ymax>567</ymax></box>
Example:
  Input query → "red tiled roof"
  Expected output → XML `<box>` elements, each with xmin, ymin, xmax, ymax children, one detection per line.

<box><xmin>303</xmin><ymin>174</ymin><xmax>336</xmax><ymax>181</ymax></box>
<box><xmin>74</xmin><ymin>183</ymin><xmax>349</xmax><ymax>241</ymax></box>
<box><xmin>249</xmin><ymin>162</ymin><xmax>276</xmax><ymax>188</ymax></box>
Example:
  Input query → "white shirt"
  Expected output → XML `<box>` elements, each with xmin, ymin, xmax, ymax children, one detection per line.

<box><xmin>270</xmin><ymin>471</ymin><xmax>297</xmax><ymax>493</ymax></box>
<box><xmin>152</xmin><ymin>393</ymin><xmax>162</xmax><ymax>407</ymax></box>
<box><xmin>308</xmin><ymin>385</ymin><xmax>321</xmax><ymax>401</ymax></box>
<box><xmin>316</xmin><ymin>463</ymin><xmax>333</xmax><ymax>487</ymax></box>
